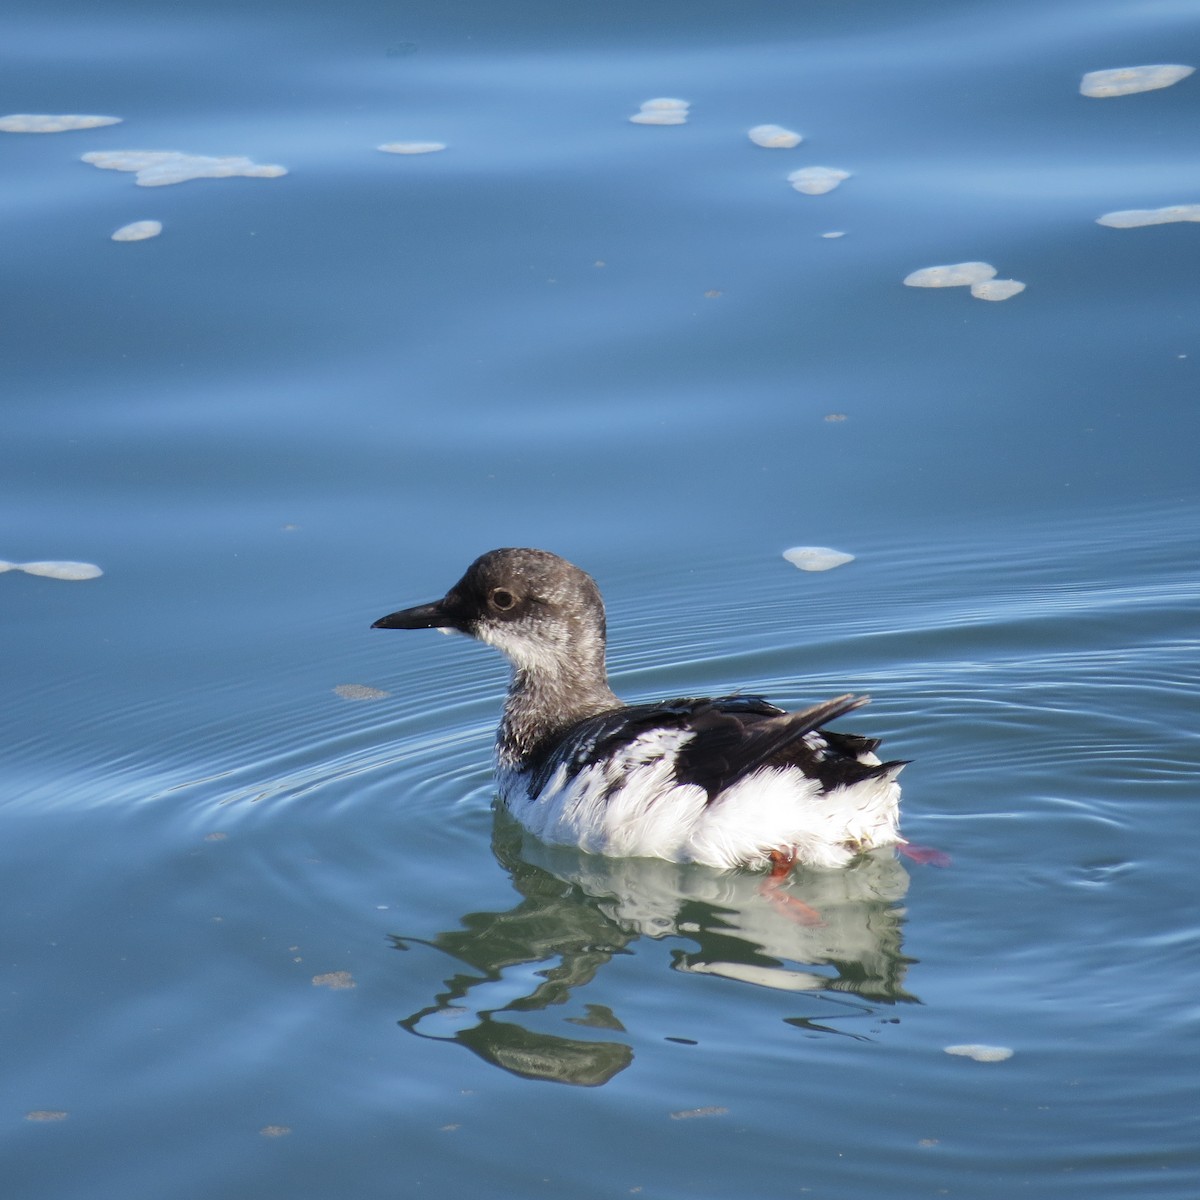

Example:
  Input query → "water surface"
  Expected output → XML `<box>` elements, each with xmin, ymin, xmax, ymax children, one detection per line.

<box><xmin>4</xmin><ymin>1</ymin><xmax>1199</xmax><ymax>1197</ymax></box>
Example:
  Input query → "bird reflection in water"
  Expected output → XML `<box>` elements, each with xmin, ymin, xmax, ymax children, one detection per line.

<box><xmin>389</xmin><ymin>812</ymin><xmax>919</xmax><ymax>1086</ymax></box>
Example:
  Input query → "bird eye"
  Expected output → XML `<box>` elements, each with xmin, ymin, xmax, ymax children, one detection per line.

<box><xmin>490</xmin><ymin>588</ymin><xmax>516</xmax><ymax>611</ymax></box>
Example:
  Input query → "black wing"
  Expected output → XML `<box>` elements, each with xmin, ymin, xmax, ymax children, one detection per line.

<box><xmin>525</xmin><ymin>695</ymin><xmax>784</xmax><ymax>798</ymax></box>
<box><xmin>672</xmin><ymin>694</ymin><xmax>908</xmax><ymax>799</ymax></box>
<box><xmin>527</xmin><ymin>694</ymin><xmax>905</xmax><ymax>802</ymax></box>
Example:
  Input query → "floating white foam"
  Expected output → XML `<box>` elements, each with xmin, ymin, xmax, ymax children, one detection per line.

<box><xmin>630</xmin><ymin>111</ymin><xmax>687</xmax><ymax>125</ymax></box>
<box><xmin>0</xmin><ymin>560</ymin><xmax>103</xmax><ymax>580</ymax></box>
<box><xmin>904</xmin><ymin>262</ymin><xmax>997</xmax><ymax>288</ymax></box>
<box><xmin>312</xmin><ymin>971</ymin><xmax>356</xmax><ymax>989</ymax></box>
<box><xmin>1080</xmin><ymin>64</ymin><xmax>1194</xmax><ymax>98</ymax></box>
<box><xmin>630</xmin><ymin>97</ymin><xmax>689</xmax><ymax>125</ymax></box>
<box><xmin>944</xmin><ymin>1044</ymin><xmax>1013</xmax><ymax>1062</ymax></box>
<box><xmin>111</xmin><ymin>219</ymin><xmax>162</xmax><ymax>242</ymax></box>
<box><xmin>332</xmin><ymin>683</ymin><xmax>390</xmax><ymax>701</ymax></box>
<box><xmin>783</xmin><ymin>546</ymin><xmax>855</xmax><ymax>572</ymax></box>
<box><xmin>971</xmin><ymin>278</ymin><xmax>1025</xmax><ymax>301</ymax></box>
<box><xmin>821</xmin><ymin>231</ymin><xmax>846</xmax><ymax>239</ymax></box>
<box><xmin>377</xmin><ymin>141</ymin><xmax>446</xmax><ymax>154</ymax></box>
<box><xmin>1097</xmin><ymin>204</ymin><xmax>1200</xmax><ymax>228</ymax></box>
<box><xmin>787</xmin><ymin>166</ymin><xmax>849</xmax><ymax>195</ymax></box>
<box><xmin>81</xmin><ymin>150</ymin><xmax>287</xmax><ymax>187</ymax></box>
<box><xmin>748</xmin><ymin>123</ymin><xmax>802</xmax><ymax>148</ymax></box>
<box><xmin>0</xmin><ymin>113</ymin><xmax>121</xmax><ymax>133</ymax></box>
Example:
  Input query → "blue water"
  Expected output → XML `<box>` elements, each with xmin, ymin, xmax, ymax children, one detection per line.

<box><xmin>4</xmin><ymin>1</ymin><xmax>1199</xmax><ymax>1196</ymax></box>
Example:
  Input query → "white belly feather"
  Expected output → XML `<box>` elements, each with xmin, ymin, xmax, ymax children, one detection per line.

<box><xmin>497</xmin><ymin>726</ymin><xmax>902</xmax><ymax>871</ymax></box>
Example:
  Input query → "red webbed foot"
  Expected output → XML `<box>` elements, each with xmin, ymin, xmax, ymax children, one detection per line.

<box><xmin>759</xmin><ymin>848</ymin><xmax>825</xmax><ymax>925</ymax></box>
<box><xmin>897</xmin><ymin>842</ymin><xmax>951</xmax><ymax>867</ymax></box>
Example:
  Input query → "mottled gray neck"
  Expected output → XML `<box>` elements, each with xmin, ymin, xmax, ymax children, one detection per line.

<box><xmin>493</xmin><ymin>627</ymin><xmax>620</xmax><ymax>770</ymax></box>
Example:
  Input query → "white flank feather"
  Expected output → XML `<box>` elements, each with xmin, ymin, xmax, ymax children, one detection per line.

<box><xmin>499</xmin><ymin>732</ymin><xmax>902</xmax><ymax>870</ymax></box>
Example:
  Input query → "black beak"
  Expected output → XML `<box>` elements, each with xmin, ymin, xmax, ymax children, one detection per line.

<box><xmin>371</xmin><ymin>598</ymin><xmax>463</xmax><ymax>631</ymax></box>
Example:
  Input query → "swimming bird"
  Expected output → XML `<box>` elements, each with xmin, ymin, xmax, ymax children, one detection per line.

<box><xmin>371</xmin><ymin>548</ymin><xmax>912</xmax><ymax>874</ymax></box>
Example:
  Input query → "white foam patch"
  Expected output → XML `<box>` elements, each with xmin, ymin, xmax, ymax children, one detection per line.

<box><xmin>0</xmin><ymin>113</ymin><xmax>121</xmax><ymax>133</ymax></box>
<box><xmin>333</xmin><ymin>684</ymin><xmax>391</xmax><ymax>701</ymax></box>
<box><xmin>971</xmin><ymin>278</ymin><xmax>1025</xmax><ymax>301</ymax></box>
<box><xmin>944</xmin><ymin>1044</ymin><xmax>1013</xmax><ymax>1063</ymax></box>
<box><xmin>0</xmin><ymin>560</ymin><xmax>103</xmax><ymax>580</ymax></box>
<box><xmin>783</xmin><ymin>546</ymin><xmax>855</xmax><ymax>572</ymax></box>
<box><xmin>630</xmin><ymin>97</ymin><xmax>689</xmax><ymax>125</ymax></box>
<box><xmin>787</xmin><ymin>166</ymin><xmax>849</xmax><ymax>195</ymax></box>
<box><xmin>748</xmin><ymin>123</ymin><xmax>802</xmax><ymax>148</ymax></box>
<box><xmin>81</xmin><ymin>150</ymin><xmax>287</xmax><ymax>187</ymax></box>
<box><xmin>904</xmin><ymin>262</ymin><xmax>997</xmax><ymax>288</ymax></box>
<box><xmin>377</xmin><ymin>141</ymin><xmax>446</xmax><ymax>154</ymax></box>
<box><xmin>1097</xmin><ymin>204</ymin><xmax>1200</xmax><ymax>228</ymax></box>
<box><xmin>111</xmin><ymin>220</ymin><xmax>162</xmax><ymax>242</ymax></box>
<box><xmin>1080</xmin><ymin>64</ymin><xmax>1194</xmax><ymax>98</ymax></box>
<box><xmin>821</xmin><ymin>231</ymin><xmax>846</xmax><ymax>239</ymax></box>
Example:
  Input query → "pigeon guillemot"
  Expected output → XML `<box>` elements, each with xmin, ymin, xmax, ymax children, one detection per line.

<box><xmin>371</xmin><ymin>548</ymin><xmax>910</xmax><ymax>873</ymax></box>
